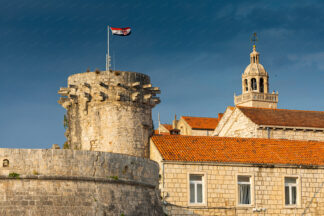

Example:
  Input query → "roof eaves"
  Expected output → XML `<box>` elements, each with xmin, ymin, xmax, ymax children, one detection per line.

<box><xmin>161</xmin><ymin>160</ymin><xmax>324</xmax><ymax>169</ymax></box>
<box><xmin>259</xmin><ymin>125</ymin><xmax>324</xmax><ymax>131</ymax></box>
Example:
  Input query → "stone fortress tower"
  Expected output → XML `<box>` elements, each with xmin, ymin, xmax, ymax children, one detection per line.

<box><xmin>234</xmin><ymin>44</ymin><xmax>278</xmax><ymax>108</ymax></box>
<box><xmin>58</xmin><ymin>70</ymin><xmax>160</xmax><ymax>158</ymax></box>
<box><xmin>0</xmin><ymin>69</ymin><xmax>163</xmax><ymax>216</ymax></box>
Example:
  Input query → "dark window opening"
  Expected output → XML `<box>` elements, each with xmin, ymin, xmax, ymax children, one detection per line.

<box><xmin>251</xmin><ymin>78</ymin><xmax>257</xmax><ymax>91</ymax></box>
<box><xmin>244</xmin><ymin>79</ymin><xmax>248</xmax><ymax>92</ymax></box>
<box><xmin>260</xmin><ymin>78</ymin><xmax>264</xmax><ymax>93</ymax></box>
<box><xmin>3</xmin><ymin>159</ymin><xmax>9</xmax><ymax>167</ymax></box>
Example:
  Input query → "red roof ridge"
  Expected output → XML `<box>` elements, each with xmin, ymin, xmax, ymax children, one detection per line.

<box><xmin>181</xmin><ymin>116</ymin><xmax>220</xmax><ymax>130</ymax></box>
<box><xmin>236</xmin><ymin>106</ymin><xmax>324</xmax><ymax>128</ymax></box>
<box><xmin>152</xmin><ymin>134</ymin><xmax>323</xmax><ymax>143</ymax></box>
<box><xmin>182</xmin><ymin>116</ymin><xmax>218</xmax><ymax>119</ymax></box>
<box><xmin>161</xmin><ymin>124</ymin><xmax>172</xmax><ymax>130</ymax></box>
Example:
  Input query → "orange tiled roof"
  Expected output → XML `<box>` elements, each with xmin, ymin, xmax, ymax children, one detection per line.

<box><xmin>182</xmin><ymin>116</ymin><xmax>219</xmax><ymax>130</ymax></box>
<box><xmin>161</xmin><ymin>124</ymin><xmax>172</xmax><ymax>131</ymax></box>
<box><xmin>238</xmin><ymin>106</ymin><xmax>324</xmax><ymax>129</ymax></box>
<box><xmin>151</xmin><ymin>135</ymin><xmax>324</xmax><ymax>166</ymax></box>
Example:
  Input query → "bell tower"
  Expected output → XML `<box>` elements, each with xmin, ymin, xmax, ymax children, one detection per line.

<box><xmin>234</xmin><ymin>33</ymin><xmax>278</xmax><ymax>108</ymax></box>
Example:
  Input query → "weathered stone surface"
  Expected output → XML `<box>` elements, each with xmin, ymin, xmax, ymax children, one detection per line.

<box><xmin>58</xmin><ymin>70</ymin><xmax>160</xmax><ymax>157</ymax></box>
<box><xmin>0</xmin><ymin>149</ymin><xmax>163</xmax><ymax>216</ymax></box>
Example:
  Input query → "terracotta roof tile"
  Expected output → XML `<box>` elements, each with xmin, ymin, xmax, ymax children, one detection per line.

<box><xmin>182</xmin><ymin>116</ymin><xmax>219</xmax><ymax>130</ymax></box>
<box><xmin>161</xmin><ymin>124</ymin><xmax>172</xmax><ymax>131</ymax></box>
<box><xmin>238</xmin><ymin>106</ymin><xmax>324</xmax><ymax>129</ymax></box>
<box><xmin>151</xmin><ymin>135</ymin><xmax>324</xmax><ymax>166</ymax></box>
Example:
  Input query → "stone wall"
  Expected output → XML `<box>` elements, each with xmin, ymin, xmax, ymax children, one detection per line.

<box><xmin>160</xmin><ymin>162</ymin><xmax>324</xmax><ymax>216</ymax></box>
<box><xmin>176</xmin><ymin>118</ymin><xmax>191</xmax><ymax>135</ymax></box>
<box><xmin>58</xmin><ymin>70</ymin><xmax>160</xmax><ymax>157</ymax></box>
<box><xmin>213</xmin><ymin>107</ymin><xmax>234</xmax><ymax>136</ymax></box>
<box><xmin>0</xmin><ymin>149</ymin><xmax>163</xmax><ymax>216</ymax></box>
<box><xmin>191</xmin><ymin>129</ymin><xmax>214</xmax><ymax>136</ymax></box>
<box><xmin>215</xmin><ymin>108</ymin><xmax>258</xmax><ymax>138</ymax></box>
<box><xmin>257</xmin><ymin>127</ymin><xmax>324</xmax><ymax>141</ymax></box>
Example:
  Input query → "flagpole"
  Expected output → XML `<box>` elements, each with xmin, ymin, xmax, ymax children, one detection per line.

<box><xmin>106</xmin><ymin>25</ymin><xmax>110</xmax><ymax>71</ymax></box>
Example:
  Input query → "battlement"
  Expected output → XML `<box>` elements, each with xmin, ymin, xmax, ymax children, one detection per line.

<box><xmin>58</xmin><ymin>70</ymin><xmax>160</xmax><ymax>111</ymax></box>
<box><xmin>58</xmin><ymin>70</ymin><xmax>160</xmax><ymax>157</ymax></box>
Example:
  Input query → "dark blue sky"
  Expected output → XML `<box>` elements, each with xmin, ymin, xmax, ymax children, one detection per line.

<box><xmin>1</xmin><ymin>0</ymin><xmax>324</xmax><ymax>149</ymax></box>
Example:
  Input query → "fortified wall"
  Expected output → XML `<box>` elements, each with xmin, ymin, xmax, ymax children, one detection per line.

<box><xmin>0</xmin><ymin>149</ymin><xmax>162</xmax><ymax>215</ymax></box>
<box><xmin>0</xmin><ymin>69</ymin><xmax>163</xmax><ymax>216</ymax></box>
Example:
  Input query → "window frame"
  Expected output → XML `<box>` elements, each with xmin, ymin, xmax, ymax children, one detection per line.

<box><xmin>187</xmin><ymin>172</ymin><xmax>207</xmax><ymax>206</ymax></box>
<box><xmin>283</xmin><ymin>175</ymin><xmax>301</xmax><ymax>208</ymax></box>
<box><xmin>236</xmin><ymin>174</ymin><xmax>254</xmax><ymax>207</ymax></box>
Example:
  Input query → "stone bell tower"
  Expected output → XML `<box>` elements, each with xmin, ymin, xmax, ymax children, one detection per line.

<box><xmin>234</xmin><ymin>42</ymin><xmax>278</xmax><ymax>108</ymax></box>
<box><xmin>58</xmin><ymin>70</ymin><xmax>160</xmax><ymax>158</ymax></box>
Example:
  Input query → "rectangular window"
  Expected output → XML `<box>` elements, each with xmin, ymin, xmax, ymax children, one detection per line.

<box><xmin>238</xmin><ymin>175</ymin><xmax>251</xmax><ymax>205</ymax></box>
<box><xmin>189</xmin><ymin>174</ymin><xmax>204</xmax><ymax>204</ymax></box>
<box><xmin>285</xmin><ymin>177</ymin><xmax>298</xmax><ymax>205</ymax></box>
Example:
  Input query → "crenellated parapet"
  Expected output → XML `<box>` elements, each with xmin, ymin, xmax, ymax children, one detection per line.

<box><xmin>58</xmin><ymin>70</ymin><xmax>161</xmax><ymax>157</ymax></box>
<box><xmin>58</xmin><ymin>70</ymin><xmax>160</xmax><ymax>112</ymax></box>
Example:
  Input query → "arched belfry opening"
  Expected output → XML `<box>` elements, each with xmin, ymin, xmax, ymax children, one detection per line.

<box><xmin>260</xmin><ymin>78</ymin><xmax>264</xmax><ymax>93</ymax></box>
<box><xmin>251</xmin><ymin>78</ymin><xmax>257</xmax><ymax>91</ymax></box>
<box><xmin>244</xmin><ymin>79</ymin><xmax>248</xmax><ymax>92</ymax></box>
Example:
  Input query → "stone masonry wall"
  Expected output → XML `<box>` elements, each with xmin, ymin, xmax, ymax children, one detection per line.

<box><xmin>257</xmin><ymin>128</ymin><xmax>324</xmax><ymax>142</ymax></box>
<box><xmin>213</xmin><ymin>107</ymin><xmax>234</xmax><ymax>136</ymax></box>
<box><xmin>216</xmin><ymin>108</ymin><xmax>258</xmax><ymax>138</ymax></box>
<box><xmin>191</xmin><ymin>129</ymin><xmax>214</xmax><ymax>136</ymax></box>
<box><xmin>58</xmin><ymin>70</ymin><xmax>160</xmax><ymax>157</ymax></box>
<box><xmin>161</xmin><ymin>162</ymin><xmax>324</xmax><ymax>216</ymax></box>
<box><xmin>176</xmin><ymin>118</ymin><xmax>191</xmax><ymax>135</ymax></box>
<box><xmin>0</xmin><ymin>149</ymin><xmax>163</xmax><ymax>216</ymax></box>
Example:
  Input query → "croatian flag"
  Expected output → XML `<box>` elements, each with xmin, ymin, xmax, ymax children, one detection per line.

<box><xmin>110</xmin><ymin>27</ymin><xmax>131</xmax><ymax>36</ymax></box>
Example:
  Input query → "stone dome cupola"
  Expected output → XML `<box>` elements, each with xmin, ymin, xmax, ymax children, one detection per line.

<box><xmin>234</xmin><ymin>35</ymin><xmax>278</xmax><ymax>109</ymax></box>
<box><xmin>242</xmin><ymin>44</ymin><xmax>269</xmax><ymax>94</ymax></box>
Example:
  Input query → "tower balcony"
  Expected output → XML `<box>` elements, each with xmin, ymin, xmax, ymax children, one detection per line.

<box><xmin>234</xmin><ymin>91</ymin><xmax>278</xmax><ymax>108</ymax></box>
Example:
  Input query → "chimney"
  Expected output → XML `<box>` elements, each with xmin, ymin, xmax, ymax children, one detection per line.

<box><xmin>170</xmin><ymin>128</ymin><xmax>180</xmax><ymax>135</ymax></box>
<box><xmin>172</xmin><ymin>114</ymin><xmax>178</xmax><ymax>129</ymax></box>
<box><xmin>218</xmin><ymin>113</ymin><xmax>224</xmax><ymax>120</ymax></box>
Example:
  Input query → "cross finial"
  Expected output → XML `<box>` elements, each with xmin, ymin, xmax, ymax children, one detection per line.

<box><xmin>250</xmin><ymin>32</ymin><xmax>258</xmax><ymax>46</ymax></box>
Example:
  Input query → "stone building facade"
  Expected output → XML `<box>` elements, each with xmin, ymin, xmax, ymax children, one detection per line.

<box><xmin>150</xmin><ymin>43</ymin><xmax>324</xmax><ymax>216</ymax></box>
<box><xmin>213</xmin><ymin>106</ymin><xmax>324</xmax><ymax>141</ymax></box>
<box><xmin>150</xmin><ymin>135</ymin><xmax>324</xmax><ymax>216</ymax></box>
